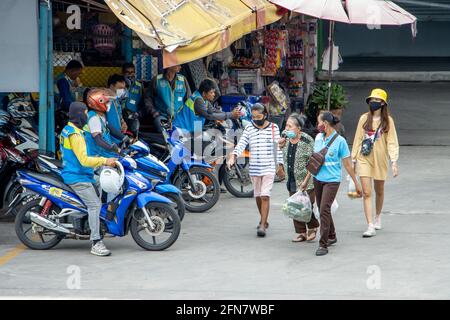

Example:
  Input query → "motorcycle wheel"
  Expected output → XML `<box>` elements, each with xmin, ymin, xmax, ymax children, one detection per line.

<box><xmin>15</xmin><ymin>199</ymin><xmax>64</xmax><ymax>250</ymax></box>
<box><xmin>163</xmin><ymin>192</ymin><xmax>185</xmax><ymax>221</ymax></box>
<box><xmin>130</xmin><ymin>202</ymin><xmax>180</xmax><ymax>251</ymax></box>
<box><xmin>3</xmin><ymin>180</ymin><xmax>24</xmax><ymax>216</ymax></box>
<box><xmin>174</xmin><ymin>167</ymin><xmax>220</xmax><ymax>213</ymax></box>
<box><xmin>221</xmin><ymin>163</ymin><xmax>254</xmax><ymax>198</ymax></box>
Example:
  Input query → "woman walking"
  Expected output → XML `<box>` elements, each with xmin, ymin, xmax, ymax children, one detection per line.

<box><xmin>279</xmin><ymin>113</ymin><xmax>319</xmax><ymax>242</ymax></box>
<box><xmin>228</xmin><ymin>103</ymin><xmax>285</xmax><ymax>237</ymax></box>
<box><xmin>312</xmin><ymin>112</ymin><xmax>362</xmax><ymax>256</ymax></box>
<box><xmin>352</xmin><ymin>89</ymin><xmax>399</xmax><ymax>238</ymax></box>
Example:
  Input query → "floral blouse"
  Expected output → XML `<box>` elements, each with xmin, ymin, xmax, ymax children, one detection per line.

<box><xmin>282</xmin><ymin>132</ymin><xmax>315</xmax><ymax>191</ymax></box>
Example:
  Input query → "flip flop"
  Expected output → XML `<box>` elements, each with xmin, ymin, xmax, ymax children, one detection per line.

<box><xmin>292</xmin><ymin>233</ymin><xmax>307</xmax><ymax>242</ymax></box>
<box><xmin>307</xmin><ymin>228</ymin><xmax>318</xmax><ymax>241</ymax></box>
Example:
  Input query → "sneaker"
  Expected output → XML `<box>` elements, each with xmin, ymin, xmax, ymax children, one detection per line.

<box><xmin>256</xmin><ymin>226</ymin><xmax>266</xmax><ymax>237</ymax></box>
<box><xmin>327</xmin><ymin>238</ymin><xmax>338</xmax><ymax>246</ymax></box>
<box><xmin>315</xmin><ymin>247</ymin><xmax>328</xmax><ymax>256</ymax></box>
<box><xmin>220</xmin><ymin>187</ymin><xmax>228</xmax><ymax>194</ymax></box>
<box><xmin>374</xmin><ymin>216</ymin><xmax>382</xmax><ymax>230</ymax></box>
<box><xmin>91</xmin><ymin>241</ymin><xmax>111</xmax><ymax>256</ymax></box>
<box><xmin>363</xmin><ymin>224</ymin><xmax>376</xmax><ymax>238</ymax></box>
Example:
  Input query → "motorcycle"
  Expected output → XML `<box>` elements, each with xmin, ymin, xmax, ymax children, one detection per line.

<box><xmin>128</xmin><ymin>140</ymin><xmax>185</xmax><ymax>221</ymax></box>
<box><xmin>13</xmin><ymin>156</ymin><xmax>181</xmax><ymax>251</ymax></box>
<box><xmin>202</xmin><ymin>120</ymin><xmax>253</xmax><ymax>198</ymax></box>
<box><xmin>140</xmin><ymin>121</ymin><xmax>220</xmax><ymax>213</ymax></box>
<box><xmin>2</xmin><ymin>116</ymin><xmax>186</xmax><ymax>221</ymax></box>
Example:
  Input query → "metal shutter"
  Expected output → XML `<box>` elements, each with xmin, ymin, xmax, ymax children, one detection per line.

<box><xmin>393</xmin><ymin>0</ymin><xmax>450</xmax><ymax>21</ymax></box>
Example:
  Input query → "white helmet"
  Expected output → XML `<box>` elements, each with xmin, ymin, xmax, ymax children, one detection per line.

<box><xmin>99</xmin><ymin>161</ymin><xmax>124</xmax><ymax>193</ymax></box>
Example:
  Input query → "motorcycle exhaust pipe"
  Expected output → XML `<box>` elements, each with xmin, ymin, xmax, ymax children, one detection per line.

<box><xmin>30</xmin><ymin>212</ymin><xmax>72</xmax><ymax>234</ymax></box>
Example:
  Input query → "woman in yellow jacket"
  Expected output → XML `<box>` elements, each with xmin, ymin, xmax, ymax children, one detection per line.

<box><xmin>352</xmin><ymin>89</ymin><xmax>399</xmax><ymax>238</ymax></box>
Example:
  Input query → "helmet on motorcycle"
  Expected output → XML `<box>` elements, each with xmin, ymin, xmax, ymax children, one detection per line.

<box><xmin>99</xmin><ymin>161</ymin><xmax>124</xmax><ymax>193</ymax></box>
<box><xmin>7</xmin><ymin>98</ymin><xmax>36</xmax><ymax>119</ymax></box>
<box><xmin>86</xmin><ymin>88</ymin><xmax>114</xmax><ymax>113</ymax></box>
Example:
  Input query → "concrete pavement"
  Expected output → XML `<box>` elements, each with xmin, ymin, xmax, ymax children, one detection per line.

<box><xmin>1</xmin><ymin>145</ymin><xmax>449</xmax><ymax>299</ymax></box>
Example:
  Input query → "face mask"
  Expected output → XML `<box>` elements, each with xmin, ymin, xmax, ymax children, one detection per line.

<box><xmin>369</xmin><ymin>101</ymin><xmax>383</xmax><ymax>112</ymax></box>
<box><xmin>116</xmin><ymin>88</ymin><xmax>127</xmax><ymax>99</ymax></box>
<box><xmin>253</xmin><ymin>118</ymin><xmax>266</xmax><ymax>127</ymax></box>
<box><xmin>80</xmin><ymin>112</ymin><xmax>88</xmax><ymax>127</ymax></box>
<box><xmin>318</xmin><ymin>124</ymin><xmax>326</xmax><ymax>133</ymax></box>
<box><xmin>285</xmin><ymin>130</ymin><xmax>297</xmax><ymax>139</ymax></box>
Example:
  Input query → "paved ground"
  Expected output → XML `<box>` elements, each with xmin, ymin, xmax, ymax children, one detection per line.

<box><xmin>340</xmin><ymin>81</ymin><xmax>450</xmax><ymax>146</ymax></box>
<box><xmin>1</xmin><ymin>81</ymin><xmax>449</xmax><ymax>299</ymax></box>
<box><xmin>1</xmin><ymin>145</ymin><xmax>449</xmax><ymax>299</ymax></box>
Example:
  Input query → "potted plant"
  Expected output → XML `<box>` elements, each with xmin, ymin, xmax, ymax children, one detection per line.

<box><xmin>306</xmin><ymin>82</ymin><xmax>348</xmax><ymax>124</ymax></box>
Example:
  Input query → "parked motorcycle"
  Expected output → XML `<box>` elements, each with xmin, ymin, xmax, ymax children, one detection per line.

<box><xmin>13</xmin><ymin>157</ymin><xmax>181</xmax><ymax>251</ymax></box>
<box><xmin>202</xmin><ymin>120</ymin><xmax>253</xmax><ymax>198</ymax></box>
<box><xmin>140</xmin><ymin>121</ymin><xmax>220</xmax><ymax>213</ymax></box>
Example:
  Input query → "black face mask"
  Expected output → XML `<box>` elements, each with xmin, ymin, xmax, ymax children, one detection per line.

<box><xmin>369</xmin><ymin>101</ymin><xmax>383</xmax><ymax>112</ymax></box>
<box><xmin>253</xmin><ymin>117</ymin><xmax>266</xmax><ymax>127</ymax></box>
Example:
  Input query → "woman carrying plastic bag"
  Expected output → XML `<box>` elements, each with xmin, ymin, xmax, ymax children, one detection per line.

<box><xmin>282</xmin><ymin>191</ymin><xmax>312</xmax><ymax>223</ymax></box>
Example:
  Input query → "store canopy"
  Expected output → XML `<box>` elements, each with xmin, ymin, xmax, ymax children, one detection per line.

<box><xmin>104</xmin><ymin>0</ymin><xmax>283</xmax><ymax>68</ymax></box>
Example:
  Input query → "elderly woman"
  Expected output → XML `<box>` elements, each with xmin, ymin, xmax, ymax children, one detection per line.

<box><xmin>279</xmin><ymin>113</ymin><xmax>319</xmax><ymax>243</ymax></box>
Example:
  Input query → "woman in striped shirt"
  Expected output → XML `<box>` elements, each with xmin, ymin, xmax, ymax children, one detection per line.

<box><xmin>228</xmin><ymin>103</ymin><xmax>285</xmax><ymax>237</ymax></box>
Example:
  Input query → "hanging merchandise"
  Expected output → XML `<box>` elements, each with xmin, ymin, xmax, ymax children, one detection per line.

<box><xmin>267</xmin><ymin>81</ymin><xmax>289</xmax><ymax>114</ymax></box>
<box><xmin>262</xmin><ymin>29</ymin><xmax>288</xmax><ymax>76</ymax></box>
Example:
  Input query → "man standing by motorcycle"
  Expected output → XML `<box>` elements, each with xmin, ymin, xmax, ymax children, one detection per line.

<box><xmin>60</xmin><ymin>102</ymin><xmax>117</xmax><ymax>256</ymax></box>
<box><xmin>143</xmin><ymin>65</ymin><xmax>191</xmax><ymax>133</ymax></box>
<box><xmin>107</xmin><ymin>74</ymin><xmax>129</xmax><ymax>144</ymax></box>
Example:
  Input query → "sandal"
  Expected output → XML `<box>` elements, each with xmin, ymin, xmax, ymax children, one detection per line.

<box><xmin>292</xmin><ymin>233</ymin><xmax>307</xmax><ymax>242</ymax></box>
<box><xmin>257</xmin><ymin>222</ymin><xmax>269</xmax><ymax>229</ymax></box>
<box><xmin>307</xmin><ymin>228</ymin><xmax>318</xmax><ymax>241</ymax></box>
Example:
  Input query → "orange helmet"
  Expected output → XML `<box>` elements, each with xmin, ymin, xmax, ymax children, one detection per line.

<box><xmin>86</xmin><ymin>88</ymin><xmax>114</xmax><ymax>113</ymax></box>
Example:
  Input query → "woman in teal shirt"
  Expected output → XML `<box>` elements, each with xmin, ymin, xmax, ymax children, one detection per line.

<box><xmin>312</xmin><ymin>112</ymin><xmax>362</xmax><ymax>256</ymax></box>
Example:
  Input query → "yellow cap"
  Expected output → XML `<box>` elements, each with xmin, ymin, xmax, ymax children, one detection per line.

<box><xmin>366</xmin><ymin>89</ymin><xmax>388</xmax><ymax>105</ymax></box>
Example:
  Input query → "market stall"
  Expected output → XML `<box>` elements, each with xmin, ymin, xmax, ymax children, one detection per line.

<box><xmin>206</xmin><ymin>14</ymin><xmax>319</xmax><ymax>129</ymax></box>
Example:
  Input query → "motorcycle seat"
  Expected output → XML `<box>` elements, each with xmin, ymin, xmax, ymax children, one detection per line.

<box><xmin>23</xmin><ymin>170</ymin><xmax>76</xmax><ymax>194</ymax></box>
<box><xmin>39</xmin><ymin>156</ymin><xmax>63</xmax><ymax>169</ymax></box>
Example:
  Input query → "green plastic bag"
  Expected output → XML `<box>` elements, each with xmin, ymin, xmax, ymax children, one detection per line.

<box><xmin>282</xmin><ymin>191</ymin><xmax>312</xmax><ymax>223</ymax></box>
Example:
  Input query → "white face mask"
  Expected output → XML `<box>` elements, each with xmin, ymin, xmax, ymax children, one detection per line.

<box><xmin>116</xmin><ymin>88</ymin><xmax>127</xmax><ymax>99</ymax></box>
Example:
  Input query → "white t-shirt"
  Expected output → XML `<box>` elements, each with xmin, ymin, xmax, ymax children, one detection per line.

<box><xmin>88</xmin><ymin>114</ymin><xmax>106</xmax><ymax>135</ymax></box>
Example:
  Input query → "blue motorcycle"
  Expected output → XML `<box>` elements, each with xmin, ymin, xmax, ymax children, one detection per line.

<box><xmin>128</xmin><ymin>140</ymin><xmax>185</xmax><ymax>220</ymax></box>
<box><xmin>6</xmin><ymin>143</ymin><xmax>186</xmax><ymax>221</ymax></box>
<box><xmin>140</xmin><ymin>122</ymin><xmax>220</xmax><ymax>213</ymax></box>
<box><xmin>13</xmin><ymin>157</ymin><xmax>181</xmax><ymax>251</ymax></box>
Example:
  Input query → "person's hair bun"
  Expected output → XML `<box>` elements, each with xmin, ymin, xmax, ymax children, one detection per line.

<box><xmin>321</xmin><ymin>111</ymin><xmax>340</xmax><ymax>126</ymax></box>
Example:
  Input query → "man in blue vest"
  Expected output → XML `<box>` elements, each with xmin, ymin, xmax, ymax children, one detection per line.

<box><xmin>122</xmin><ymin>62</ymin><xmax>143</xmax><ymax>114</ymax></box>
<box><xmin>55</xmin><ymin>60</ymin><xmax>83</xmax><ymax>111</ymax></box>
<box><xmin>143</xmin><ymin>65</ymin><xmax>191</xmax><ymax>133</ymax></box>
<box><xmin>60</xmin><ymin>102</ymin><xmax>117</xmax><ymax>256</ymax></box>
<box><xmin>107</xmin><ymin>74</ymin><xmax>128</xmax><ymax>144</ymax></box>
<box><xmin>174</xmin><ymin>78</ymin><xmax>240</xmax><ymax>136</ymax></box>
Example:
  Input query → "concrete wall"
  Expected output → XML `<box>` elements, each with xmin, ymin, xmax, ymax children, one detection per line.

<box><xmin>331</xmin><ymin>21</ymin><xmax>450</xmax><ymax>57</ymax></box>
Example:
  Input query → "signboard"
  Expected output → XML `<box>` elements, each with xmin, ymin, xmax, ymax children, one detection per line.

<box><xmin>0</xmin><ymin>0</ymin><xmax>39</xmax><ymax>92</ymax></box>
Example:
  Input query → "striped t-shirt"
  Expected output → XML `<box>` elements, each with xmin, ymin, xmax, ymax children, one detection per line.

<box><xmin>233</xmin><ymin>122</ymin><xmax>284</xmax><ymax>176</ymax></box>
